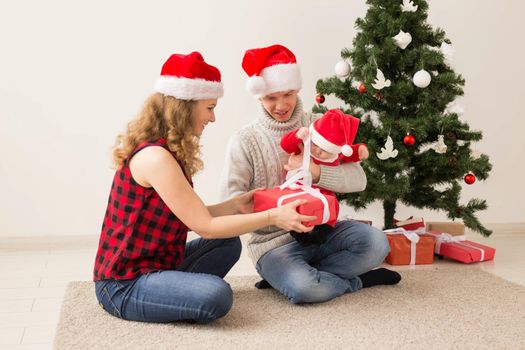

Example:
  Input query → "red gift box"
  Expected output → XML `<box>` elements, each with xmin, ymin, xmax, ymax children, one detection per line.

<box><xmin>384</xmin><ymin>229</ymin><xmax>435</xmax><ymax>265</ymax></box>
<box><xmin>253</xmin><ymin>186</ymin><xmax>338</xmax><ymax>227</ymax></box>
<box><xmin>428</xmin><ymin>231</ymin><xmax>496</xmax><ymax>263</ymax></box>
<box><xmin>394</xmin><ymin>216</ymin><xmax>425</xmax><ymax>231</ymax></box>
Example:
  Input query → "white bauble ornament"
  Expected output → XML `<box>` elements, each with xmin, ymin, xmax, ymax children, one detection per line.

<box><xmin>393</xmin><ymin>30</ymin><xmax>412</xmax><ymax>50</ymax></box>
<box><xmin>335</xmin><ymin>60</ymin><xmax>351</xmax><ymax>77</ymax></box>
<box><xmin>413</xmin><ymin>70</ymin><xmax>431</xmax><ymax>88</ymax></box>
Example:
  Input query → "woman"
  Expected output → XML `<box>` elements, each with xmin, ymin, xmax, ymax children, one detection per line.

<box><xmin>93</xmin><ymin>51</ymin><xmax>315</xmax><ymax>324</ymax></box>
<box><xmin>220</xmin><ymin>44</ymin><xmax>401</xmax><ymax>304</ymax></box>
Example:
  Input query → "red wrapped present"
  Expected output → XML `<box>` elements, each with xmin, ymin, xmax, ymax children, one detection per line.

<box><xmin>253</xmin><ymin>186</ymin><xmax>338</xmax><ymax>227</ymax></box>
<box><xmin>428</xmin><ymin>231</ymin><xmax>496</xmax><ymax>263</ymax></box>
<box><xmin>384</xmin><ymin>228</ymin><xmax>435</xmax><ymax>265</ymax></box>
<box><xmin>394</xmin><ymin>216</ymin><xmax>425</xmax><ymax>231</ymax></box>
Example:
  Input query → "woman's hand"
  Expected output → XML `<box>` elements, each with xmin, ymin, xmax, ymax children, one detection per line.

<box><xmin>234</xmin><ymin>188</ymin><xmax>263</xmax><ymax>214</ymax></box>
<box><xmin>268</xmin><ymin>199</ymin><xmax>316</xmax><ymax>232</ymax></box>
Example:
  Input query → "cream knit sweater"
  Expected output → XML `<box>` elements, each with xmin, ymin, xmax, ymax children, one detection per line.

<box><xmin>219</xmin><ymin>98</ymin><xmax>367</xmax><ymax>265</ymax></box>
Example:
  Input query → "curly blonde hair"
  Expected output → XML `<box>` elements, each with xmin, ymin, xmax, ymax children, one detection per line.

<box><xmin>112</xmin><ymin>93</ymin><xmax>203</xmax><ymax>177</ymax></box>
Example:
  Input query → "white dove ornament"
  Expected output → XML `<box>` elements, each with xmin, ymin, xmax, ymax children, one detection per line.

<box><xmin>434</xmin><ymin>135</ymin><xmax>447</xmax><ymax>154</ymax></box>
<box><xmin>372</xmin><ymin>69</ymin><xmax>391</xmax><ymax>90</ymax></box>
<box><xmin>393</xmin><ymin>30</ymin><xmax>412</xmax><ymax>50</ymax></box>
<box><xmin>401</xmin><ymin>0</ymin><xmax>418</xmax><ymax>12</ymax></box>
<box><xmin>377</xmin><ymin>136</ymin><xmax>399</xmax><ymax>160</ymax></box>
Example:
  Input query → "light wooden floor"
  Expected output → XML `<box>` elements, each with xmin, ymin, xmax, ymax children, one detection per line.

<box><xmin>1</xmin><ymin>228</ymin><xmax>523</xmax><ymax>349</ymax></box>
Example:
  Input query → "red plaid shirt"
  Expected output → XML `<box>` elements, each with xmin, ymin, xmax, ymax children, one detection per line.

<box><xmin>93</xmin><ymin>139</ymin><xmax>190</xmax><ymax>281</ymax></box>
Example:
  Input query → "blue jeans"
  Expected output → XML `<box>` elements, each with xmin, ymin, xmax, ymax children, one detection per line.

<box><xmin>95</xmin><ymin>237</ymin><xmax>241</xmax><ymax>323</ymax></box>
<box><xmin>256</xmin><ymin>220</ymin><xmax>389</xmax><ymax>304</ymax></box>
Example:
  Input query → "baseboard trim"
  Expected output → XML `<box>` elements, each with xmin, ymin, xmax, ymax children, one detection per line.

<box><xmin>467</xmin><ymin>222</ymin><xmax>525</xmax><ymax>236</ymax></box>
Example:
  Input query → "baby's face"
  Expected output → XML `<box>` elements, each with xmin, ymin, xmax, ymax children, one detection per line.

<box><xmin>311</xmin><ymin>142</ymin><xmax>337</xmax><ymax>161</ymax></box>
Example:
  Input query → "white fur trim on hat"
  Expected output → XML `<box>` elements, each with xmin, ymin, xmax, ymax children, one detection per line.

<box><xmin>309</xmin><ymin>124</ymin><xmax>341</xmax><ymax>155</ymax></box>
<box><xmin>246</xmin><ymin>76</ymin><xmax>266</xmax><ymax>95</ymax></box>
<box><xmin>155</xmin><ymin>76</ymin><xmax>224</xmax><ymax>100</ymax></box>
<box><xmin>255</xmin><ymin>63</ymin><xmax>302</xmax><ymax>97</ymax></box>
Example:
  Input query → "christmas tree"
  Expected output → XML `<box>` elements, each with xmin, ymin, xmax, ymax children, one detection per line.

<box><xmin>314</xmin><ymin>0</ymin><xmax>492</xmax><ymax>235</ymax></box>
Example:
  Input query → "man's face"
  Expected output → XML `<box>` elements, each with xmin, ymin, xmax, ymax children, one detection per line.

<box><xmin>260</xmin><ymin>90</ymin><xmax>298</xmax><ymax>122</ymax></box>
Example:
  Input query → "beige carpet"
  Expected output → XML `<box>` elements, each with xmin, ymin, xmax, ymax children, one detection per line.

<box><xmin>54</xmin><ymin>267</ymin><xmax>525</xmax><ymax>350</ymax></box>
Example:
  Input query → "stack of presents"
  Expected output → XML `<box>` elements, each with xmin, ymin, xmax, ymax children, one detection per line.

<box><xmin>384</xmin><ymin>217</ymin><xmax>495</xmax><ymax>265</ymax></box>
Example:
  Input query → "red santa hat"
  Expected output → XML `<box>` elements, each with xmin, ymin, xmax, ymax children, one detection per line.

<box><xmin>309</xmin><ymin>109</ymin><xmax>360</xmax><ymax>157</ymax></box>
<box><xmin>242</xmin><ymin>44</ymin><xmax>302</xmax><ymax>97</ymax></box>
<box><xmin>155</xmin><ymin>51</ymin><xmax>223</xmax><ymax>100</ymax></box>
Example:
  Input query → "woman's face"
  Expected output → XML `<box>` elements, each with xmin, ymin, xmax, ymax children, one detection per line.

<box><xmin>192</xmin><ymin>99</ymin><xmax>217</xmax><ymax>137</ymax></box>
<box><xmin>260</xmin><ymin>90</ymin><xmax>298</xmax><ymax>122</ymax></box>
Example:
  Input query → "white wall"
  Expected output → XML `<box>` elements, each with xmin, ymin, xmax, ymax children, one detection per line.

<box><xmin>1</xmin><ymin>0</ymin><xmax>524</xmax><ymax>236</ymax></box>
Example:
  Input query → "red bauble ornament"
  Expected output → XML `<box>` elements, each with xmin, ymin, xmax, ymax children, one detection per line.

<box><xmin>403</xmin><ymin>134</ymin><xmax>416</xmax><ymax>147</ymax></box>
<box><xmin>359</xmin><ymin>83</ymin><xmax>366</xmax><ymax>93</ymax></box>
<box><xmin>315</xmin><ymin>94</ymin><xmax>325</xmax><ymax>104</ymax></box>
<box><xmin>464</xmin><ymin>173</ymin><xmax>476</xmax><ymax>185</ymax></box>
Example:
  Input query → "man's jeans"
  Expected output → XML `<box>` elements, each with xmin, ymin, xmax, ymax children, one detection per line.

<box><xmin>256</xmin><ymin>220</ymin><xmax>389</xmax><ymax>304</ymax></box>
<box><xmin>95</xmin><ymin>237</ymin><xmax>241</xmax><ymax>323</ymax></box>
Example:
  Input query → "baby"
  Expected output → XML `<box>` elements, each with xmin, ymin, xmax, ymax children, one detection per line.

<box><xmin>280</xmin><ymin>109</ymin><xmax>368</xmax><ymax>245</ymax></box>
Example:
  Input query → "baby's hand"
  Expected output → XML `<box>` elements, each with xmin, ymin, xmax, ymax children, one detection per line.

<box><xmin>358</xmin><ymin>145</ymin><xmax>369</xmax><ymax>160</ymax></box>
<box><xmin>296</xmin><ymin>127</ymin><xmax>309</xmax><ymax>140</ymax></box>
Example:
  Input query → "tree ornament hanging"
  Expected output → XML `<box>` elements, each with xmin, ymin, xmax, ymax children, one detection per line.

<box><xmin>393</xmin><ymin>30</ymin><xmax>412</xmax><ymax>50</ymax></box>
<box><xmin>315</xmin><ymin>93</ymin><xmax>325</xmax><ymax>104</ymax></box>
<box><xmin>464</xmin><ymin>172</ymin><xmax>476</xmax><ymax>185</ymax></box>
<box><xmin>440</xmin><ymin>42</ymin><xmax>455</xmax><ymax>66</ymax></box>
<box><xmin>401</xmin><ymin>0</ymin><xmax>418</xmax><ymax>12</ymax></box>
<box><xmin>334</xmin><ymin>60</ymin><xmax>351</xmax><ymax>77</ymax></box>
<box><xmin>373</xmin><ymin>91</ymin><xmax>384</xmax><ymax>101</ymax></box>
<box><xmin>359</xmin><ymin>83</ymin><xmax>366</xmax><ymax>93</ymax></box>
<box><xmin>403</xmin><ymin>133</ymin><xmax>416</xmax><ymax>147</ymax></box>
<box><xmin>413</xmin><ymin>70</ymin><xmax>431</xmax><ymax>88</ymax></box>
<box><xmin>446</xmin><ymin>131</ymin><xmax>457</xmax><ymax>142</ymax></box>
<box><xmin>434</xmin><ymin>135</ymin><xmax>447</xmax><ymax>154</ymax></box>
<box><xmin>376</xmin><ymin>135</ymin><xmax>398</xmax><ymax>160</ymax></box>
<box><xmin>372</xmin><ymin>69</ymin><xmax>391</xmax><ymax>90</ymax></box>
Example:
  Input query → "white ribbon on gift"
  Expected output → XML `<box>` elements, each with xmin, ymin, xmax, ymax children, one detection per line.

<box><xmin>432</xmin><ymin>232</ymin><xmax>486</xmax><ymax>262</ymax></box>
<box><xmin>276</xmin><ymin>135</ymin><xmax>330</xmax><ymax>224</ymax></box>
<box><xmin>384</xmin><ymin>227</ymin><xmax>425</xmax><ymax>265</ymax></box>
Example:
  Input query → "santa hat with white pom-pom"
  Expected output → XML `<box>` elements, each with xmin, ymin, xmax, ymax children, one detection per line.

<box><xmin>242</xmin><ymin>44</ymin><xmax>302</xmax><ymax>97</ymax></box>
<box><xmin>309</xmin><ymin>109</ymin><xmax>360</xmax><ymax>157</ymax></box>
